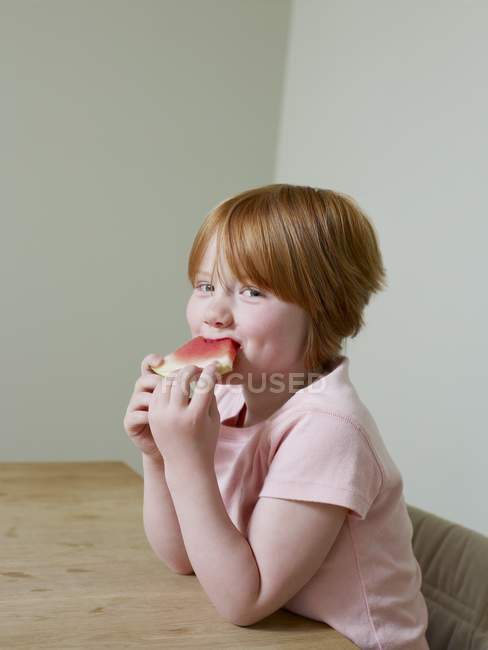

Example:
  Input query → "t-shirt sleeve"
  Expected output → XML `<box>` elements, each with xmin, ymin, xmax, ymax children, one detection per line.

<box><xmin>258</xmin><ymin>411</ymin><xmax>383</xmax><ymax>519</ymax></box>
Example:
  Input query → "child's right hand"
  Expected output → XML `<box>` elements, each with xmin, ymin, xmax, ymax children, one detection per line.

<box><xmin>123</xmin><ymin>353</ymin><xmax>166</xmax><ymax>461</ymax></box>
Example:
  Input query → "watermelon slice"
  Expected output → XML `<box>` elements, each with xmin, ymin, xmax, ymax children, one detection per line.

<box><xmin>150</xmin><ymin>336</ymin><xmax>241</xmax><ymax>378</ymax></box>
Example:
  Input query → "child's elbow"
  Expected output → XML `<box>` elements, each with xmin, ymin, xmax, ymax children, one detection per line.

<box><xmin>152</xmin><ymin>553</ymin><xmax>195</xmax><ymax>576</ymax></box>
<box><xmin>230</xmin><ymin>619</ymin><xmax>254</xmax><ymax>628</ymax></box>
<box><xmin>167</xmin><ymin>558</ymin><xmax>194</xmax><ymax>575</ymax></box>
<box><xmin>226</xmin><ymin>610</ymin><xmax>265</xmax><ymax>627</ymax></box>
<box><xmin>153</xmin><ymin>550</ymin><xmax>194</xmax><ymax>575</ymax></box>
<box><xmin>173</xmin><ymin>555</ymin><xmax>194</xmax><ymax>574</ymax></box>
<box><xmin>172</xmin><ymin>566</ymin><xmax>194</xmax><ymax>576</ymax></box>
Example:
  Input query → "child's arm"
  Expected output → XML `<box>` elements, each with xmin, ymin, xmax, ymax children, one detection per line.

<box><xmin>164</xmin><ymin>458</ymin><xmax>347</xmax><ymax>626</ymax></box>
<box><xmin>142</xmin><ymin>453</ymin><xmax>194</xmax><ymax>575</ymax></box>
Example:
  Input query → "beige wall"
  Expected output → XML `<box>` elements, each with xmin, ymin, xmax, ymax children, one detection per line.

<box><xmin>3</xmin><ymin>0</ymin><xmax>486</xmax><ymax>535</ymax></box>
<box><xmin>277</xmin><ymin>0</ymin><xmax>487</xmax><ymax>533</ymax></box>
<box><xmin>2</xmin><ymin>0</ymin><xmax>291</xmax><ymax>474</ymax></box>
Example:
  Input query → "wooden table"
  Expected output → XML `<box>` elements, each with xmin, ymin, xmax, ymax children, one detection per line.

<box><xmin>0</xmin><ymin>462</ymin><xmax>357</xmax><ymax>649</ymax></box>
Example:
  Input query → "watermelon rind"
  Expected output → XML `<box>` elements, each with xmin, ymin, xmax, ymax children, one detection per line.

<box><xmin>150</xmin><ymin>336</ymin><xmax>239</xmax><ymax>378</ymax></box>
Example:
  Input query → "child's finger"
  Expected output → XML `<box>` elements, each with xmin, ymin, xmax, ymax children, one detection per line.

<box><xmin>171</xmin><ymin>365</ymin><xmax>201</xmax><ymax>406</ymax></box>
<box><xmin>189</xmin><ymin>363</ymin><xmax>218</xmax><ymax>413</ymax></box>
<box><xmin>141</xmin><ymin>354</ymin><xmax>164</xmax><ymax>376</ymax></box>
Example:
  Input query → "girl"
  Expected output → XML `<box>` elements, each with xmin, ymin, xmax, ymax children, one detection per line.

<box><xmin>124</xmin><ymin>184</ymin><xmax>429</xmax><ymax>649</ymax></box>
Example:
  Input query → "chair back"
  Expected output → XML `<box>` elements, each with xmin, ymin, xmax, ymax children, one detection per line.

<box><xmin>407</xmin><ymin>504</ymin><xmax>488</xmax><ymax>649</ymax></box>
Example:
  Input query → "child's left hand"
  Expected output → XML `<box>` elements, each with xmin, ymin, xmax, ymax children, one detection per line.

<box><xmin>148</xmin><ymin>363</ymin><xmax>221</xmax><ymax>469</ymax></box>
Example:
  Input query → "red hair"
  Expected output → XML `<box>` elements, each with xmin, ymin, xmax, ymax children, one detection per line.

<box><xmin>188</xmin><ymin>184</ymin><xmax>388</xmax><ymax>372</ymax></box>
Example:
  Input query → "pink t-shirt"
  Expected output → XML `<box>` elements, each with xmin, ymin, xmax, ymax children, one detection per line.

<box><xmin>213</xmin><ymin>355</ymin><xmax>429</xmax><ymax>650</ymax></box>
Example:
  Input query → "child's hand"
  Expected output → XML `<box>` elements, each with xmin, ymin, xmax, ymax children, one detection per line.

<box><xmin>147</xmin><ymin>363</ymin><xmax>221</xmax><ymax>469</ymax></box>
<box><xmin>123</xmin><ymin>353</ymin><xmax>167</xmax><ymax>461</ymax></box>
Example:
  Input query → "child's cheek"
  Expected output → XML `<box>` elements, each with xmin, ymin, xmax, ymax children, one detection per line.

<box><xmin>185</xmin><ymin>298</ymin><xmax>200</xmax><ymax>335</ymax></box>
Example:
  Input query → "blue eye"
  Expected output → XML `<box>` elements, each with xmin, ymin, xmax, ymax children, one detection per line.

<box><xmin>195</xmin><ymin>282</ymin><xmax>213</xmax><ymax>293</ymax></box>
<box><xmin>194</xmin><ymin>283</ymin><xmax>262</xmax><ymax>298</ymax></box>
<box><xmin>243</xmin><ymin>287</ymin><xmax>262</xmax><ymax>298</ymax></box>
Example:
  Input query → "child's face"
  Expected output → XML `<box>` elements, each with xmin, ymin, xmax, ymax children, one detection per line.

<box><xmin>186</xmin><ymin>234</ymin><xmax>310</xmax><ymax>385</ymax></box>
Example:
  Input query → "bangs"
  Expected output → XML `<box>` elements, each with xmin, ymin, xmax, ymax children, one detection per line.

<box><xmin>187</xmin><ymin>183</ymin><xmax>387</xmax><ymax>372</ymax></box>
<box><xmin>188</xmin><ymin>190</ymin><xmax>297</xmax><ymax>301</ymax></box>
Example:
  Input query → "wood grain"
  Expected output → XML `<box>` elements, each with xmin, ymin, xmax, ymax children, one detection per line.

<box><xmin>0</xmin><ymin>461</ymin><xmax>357</xmax><ymax>649</ymax></box>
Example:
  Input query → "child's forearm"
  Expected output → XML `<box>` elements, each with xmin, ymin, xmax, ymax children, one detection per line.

<box><xmin>164</xmin><ymin>458</ymin><xmax>260</xmax><ymax>624</ymax></box>
<box><xmin>142</xmin><ymin>453</ymin><xmax>193</xmax><ymax>575</ymax></box>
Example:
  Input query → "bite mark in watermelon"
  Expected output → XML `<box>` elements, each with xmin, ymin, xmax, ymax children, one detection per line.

<box><xmin>150</xmin><ymin>336</ymin><xmax>241</xmax><ymax>377</ymax></box>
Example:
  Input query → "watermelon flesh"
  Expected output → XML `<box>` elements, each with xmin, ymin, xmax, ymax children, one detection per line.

<box><xmin>150</xmin><ymin>336</ymin><xmax>241</xmax><ymax>378</ymax></box>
